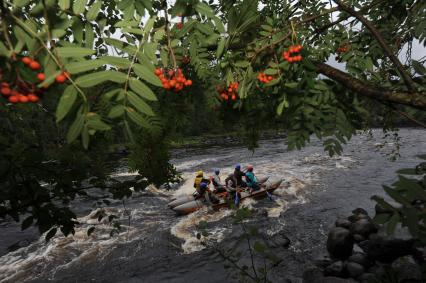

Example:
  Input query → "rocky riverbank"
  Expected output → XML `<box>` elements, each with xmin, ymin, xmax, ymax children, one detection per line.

<box><xmin>303</xmin><ymin>208</ymin><xmax>425</xmax><ymax>283</ymax></box>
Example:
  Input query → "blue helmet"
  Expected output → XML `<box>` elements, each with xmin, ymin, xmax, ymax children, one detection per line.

<box><xmin>214</xmin><ymin>169</ymin><xmax>220</xmax><ymax>175</ymax></box>
<box><xmin>200</xmin><ymin>182</ymin><xmax>207</xmax><ymax>189</ymax></box>
<box><xmin>235</xmin><ymin>164</ymin><xmax>241</xmax><ymax>170</ymax></box>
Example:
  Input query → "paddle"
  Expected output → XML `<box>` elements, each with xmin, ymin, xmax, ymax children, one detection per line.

<box><xmin>234</xmin><ymin>188</ymin><xmax>240</xmax><ymax>206</ymax></box>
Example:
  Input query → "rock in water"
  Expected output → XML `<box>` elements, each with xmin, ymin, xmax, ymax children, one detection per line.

<box><xmin>348</xmin><ymin>252</ymin><xmax>371</xmax><ymax>268</ymax></box>
<box><xmin>324</xmin><ymin>261</ymin><xmax>345</xmax><ymax>277</ymax></box>
<box><xmin>350</xmin><ymin>219</ymin><xmax>377</xmax><ymax>238</ymax></box>
<box><xmin>346</xmin><ymin>262</ymin><xmax>364</xmax><ymax>278</ymax></box>
<box><xmin>267</xmin><ymin>232</ymin><xmax>290</xmax><ymax>248</ymax></box>
<box><xmin>358</xmin><ymin>238</ymin><xmax>419</xmax><ymax>263</ymax></box>
<box><xmin>335</xmin><ymin>218</ymin><xmax>351</xmax><ymax>229</ymax></box>
<box><xmin>327</xmin><ymin>227</ymin><xmax>354</xmax><ymax>260</ymax></box>
<box><xmin>391</xmin><ymin>256</ymin><xmax>422</xmax><ymax>282</ymax></box>
<box><xmin>352</xmin><ymin>208</ymin><xmax>368</xmax><ymax>215</ymax></box>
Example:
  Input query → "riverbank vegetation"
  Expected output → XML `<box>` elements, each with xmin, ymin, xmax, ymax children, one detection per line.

<box><xmin>0</xmin><ymin>0</ymin><xmax>425</xmax><ymax>280</ymax></box>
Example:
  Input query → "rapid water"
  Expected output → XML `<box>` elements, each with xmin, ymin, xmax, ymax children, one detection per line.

<box><xmin>0</xmin><ymin>128</ymin><xmax>425</xmax><ymax>282</ymax></box>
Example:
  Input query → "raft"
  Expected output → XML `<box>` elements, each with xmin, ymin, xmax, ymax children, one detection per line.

<box><xmin>168</xmin><ymin>177</ymin><xmax>269</xmax><ymax>208</ymax></box>
<box><xmin>171</xmin><ymin>179</ymin><xmax>283</xmax><ymax>215</ymax></box>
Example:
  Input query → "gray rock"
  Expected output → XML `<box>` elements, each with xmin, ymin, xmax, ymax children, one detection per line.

<box><xmin>359</xmin><ymin>238</ymin><xmax>420</xmax><ymax>263</ymax></box>
<box><xmin>327</xmin><ymin>227</ymin><xmax>354</xmax><ymax>260</ymax></box>
<box><xmin>348</xmin><ymin>252</ymin><xmax>371</xmax><ymax>268</ymax></box>
<box><xmin>346</xmin><ymin>262</ymin><xmax>364</xmax><ymax>278</ymax></box>
<box><xmin>353</xmin><ymin>244</ymin><xmax>364</xmax><ymax>254</ymax></box>
<box><xmin>335</xmin><ymin>218</ymin><xmax>351</xmax><ymax>229</ymax></box>
<box><xmin>352</xmin><ymin>208</ymin><xmax>368</xmax><ymax>215</ymax></box>
<box><xmin>268</xmin><ymin>233</ymin><xmax>290</xmax><ymax>248</ymax></box>
<box><xmin>391</xmin><ymin>255</ymin><xmax>422</xmax><ymax>282</ymax></box>
<box><xmin>324</xmin><ymin>261</ymin><xmax>345</xmax><ymax>277</ymax></box>
<box><xmin>320</xmin><ymin>277</ymin><xmax>357</xmax><ymax>283</ymax></box>
<box><xmin>303</xmin><ymin>267</ymin><xmax>325</xmax><ymax>283</ymax></box>
<box><xmin>353</xmin><ymin>234</ymin><xmax>366</xmax><ymax>243</ymax></box>
<box><xmin>350</xmin><ymin>219</ymin><xmax>378</xmax><ymax>237</ymax></box>
<box><xmin>368</xmin><ymin>264</ymin><xmax>386</xmax><ymax>277</ymax></box>
<box><xmin>314</xmin><ymin>256</ymin><xmax>333</xmax><ymax>269</ymax></box>
<box><xmin>358</xmin><ymin>273</ymin><xmax>375</xmax><ymax>283</ymax></box>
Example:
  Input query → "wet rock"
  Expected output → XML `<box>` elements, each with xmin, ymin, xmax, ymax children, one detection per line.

<box><xmin>391</xmin><ymin>255</ymin><xmax>422</xmax><ymax>282</ymax></box>
<box><xmin>303</xmin><ymin>266</ymin><xmax>324</xmax><ymax>283</ymax></box>
<box><xmin>314</xmin><ymin>256</ymin><xmax>333</xmax><ymax>269</ymax></box>
<box><xmin>368</xmin><ymin>264</ymin><xmax>386</xmax><ymax>277</ymax></box>
<box><xmin>320</xmin><ymin>277</ymin><xmax>357</xmax><ymax>283</ymax></box>
<box><xmin>358</xmin><ymin>273</ymin><xmax>375</xmax><ymax>283</ymax></box>
<box><xmin>348</xmin><ymin>213</ymin><xmax>370</xmax><ymax>223</ymax></box>
<box><xmin>268</xmin><ymin>233</ymin><xmax>290</xmax><ymax>248</ymax></box>
<box><xmin>346</xmin><ymin>262</ymin><xmax>364</xmax><ymax>278</ymax></box>
<box><xmin>350</xmin><ymin>219</ymin><xmax>378</xmax><ymax>238</ymax></box>
<box><xmin>353</xmin><ymin>234</ymin><xmax>366</xmax><ymax>243</ymax></box>
<box><xmin>353</xmin><ymin>244</ymin><xmax>364</xmax><ymax>254</ymax></box>
<box><xmin>327</xmin><ymin>227</ymin><xmax>354</xmax><ymax>260</ymax></box>
<box><xmin>352</xmin><ymin>208</ymin><xmax>368</xmax><ymax>216</ymax></box>
<box><xmin>7</xmin><ymin>239</ymin><xmax>32</xmax><ymax>253</ymax></box>
<box><xmin>324</xmin><ymin>261</ymin><xmax>345</xmax><ymax>277</ymax></box>
<box><xmin>359</xmin><ymin>238</ymin><xmax>419</xmax><ymax>263</ymax></box>
<box><xmin>335</xmin><ymin>218</ymin><xmax>351</xmax><ymax>229</ymax></box>
<box><xmin>348</xmin><ymin>252</ymin><xmax>371</xmax><ymax>268</ymax></box>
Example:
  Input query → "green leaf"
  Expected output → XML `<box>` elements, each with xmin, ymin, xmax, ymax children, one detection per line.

<box><xmin>264</xmin><ymin>68</ymin><xmax>278</xmax><ymax>75</ymax></box>
<box><xmin>0</xmin><ymin>41</ymin><xmax>10</xmax><ymax>57</ymax></box>
<box><xmin>412</xmin><ymin>60</ymin><xmax>426</xmax><ymax>75</ymax></box>
<box><xmin>65</xmin><ymin>59</ymin><xmax>105</xmax><ymax>74</ymax></box>
<box><xmin>56</xmin><ymin>47</ymin><xmax>95</xmax><ymax>58</ymax></box>
<box><xmin>86</xmin><ymin>1</ymin><xmax>102</xmax><ymax>21</ymax></box>
<box><xmin>101</xmin><ymin>56</ymin><xmax>131</xmax><ymax>68</ymax></box>
<box><xmin>126</xmin><ymin>107</ymin><xmax>150</xmax><ymax>128</ymax></box>
<box><xmin>108</xmin><ymin>105</ymin><xmax>126</xmax><ymax>118</ymax></box>
<box><xmin>76</xmin><ymin>71</ymin><xmax>127</xmax><ymax>87</ymax></box>
<box><xmin>129</xmin><ymin>78</ymin><xmax>157</xmax><ymax>101</ymax></box>
<box><xmin>66</xmin><ymin>110</ymin><xmax>85</xmax><ymax>143</ymax></box>
<box><xmin>133</xmin><ymin>64</ymin><xmax>162</xmax><ymax>87</ymax></box>
<box><xmin>386</xmin><ymin>213</ymin><xmax>400</xmax><ymax>235</ymax></box>
<box><xmin>21</xmin><ymin>216</ymin><xmax>33</xmax><ymax>230</ymax></box>
<box><xmin>85</xmin><ymin>23</ymin><xmax>94</xmax><ymax>49</ymax></box>
<box><xmin>373</xmin><ymin>213</ymin><xmax>391</xmax><ymax>224</ymax></box>
<box><xmin>285</xmin><ymin>82</ymin><xmax>298</xmax><ymax>88</ymax></box>
<box><xmin>45</xmin><ymin>227</ymin><xmax>57</xmax><ymax>242</ymax></box>
<box><xmin>73</xmin><ymin>0</ymin><xmax>87</xmax><ymax>14</ymax></box>
<box><xmin>144</xmin><ymin>16</ymin><xmax>157</xmax><ymax>34</ymax></box>
<box><xmin>277</xmin><ymin>99</ymin><xmax>288</xmax><ymax>116</ymax></box>
<box><xmin>58</xmin><ymin>0</ymin><xmax>70</xmax><ymax>10</ymax></box>
<box><xmin>127</xmin><ymin>91</ymin><xmax>154</xmax><ymax>116</ymax></box>
<box><xmin>403</xmin><ymin>207</ymin><xmax>419</xmax><ymax>237</ymax></box>
<box><xmin>87</xmin><ymin>119</ymin><xmax>111</xmax><ymax>131</ymax></box>
<box><xmin>195</xmin><ymin>2</ymin><xmax>215</xmax><ymax>18</ymax></box>
<box><xmin>14</xmin><ymin>0</ymin><xmax>31</xmax><ymax>7</ymax></box>
<box><xmin>213</xmin><ymin>17</ymin><xmax>225</xmax><ymax>34</ymax></box>
<box><xmin>216</xmin><ymin>37</ymin><xmax>225</xmax><ymax>59</ymax></box>
<box><xmin>56</xmin><ymin>85</ymin><xmax>78</xmax><ymax>122</ymax></box>
<box><xmin>38</xmin><ymin>70</ymin><xmax>63</xmax><ymax>88</ymax></box>
<box><xmin>82</xmin><ymin>125</ymin><xmax>89</xmax><ymax>149</ymax></box>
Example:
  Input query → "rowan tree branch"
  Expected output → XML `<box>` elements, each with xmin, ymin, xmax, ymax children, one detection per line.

<box><xmin>315</xmin><ymin>62</ymin><xmax>426</xmax><ymax>109</ymax></box>
<box><xmin>334</xmin><ymin>0</ymin><xmax>417</xmax><ymax>93</ymax></box>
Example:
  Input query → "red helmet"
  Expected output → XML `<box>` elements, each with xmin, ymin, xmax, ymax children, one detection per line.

<box><xmin>247</xmin><ymin>165</ymin><xmax>253</xmax><ymax>171</ymax></box>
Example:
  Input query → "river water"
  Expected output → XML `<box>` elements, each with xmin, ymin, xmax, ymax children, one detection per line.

<box><xmin>0</xmin><ymin>128</ymin><xmax>425</xmax><ymax>283</ymax></box>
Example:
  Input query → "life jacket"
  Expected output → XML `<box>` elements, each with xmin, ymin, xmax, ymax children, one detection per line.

<box><xmin>194</xmin><ymin>176</ymin><xmax>203</xmax><ymax>188</ymax></box>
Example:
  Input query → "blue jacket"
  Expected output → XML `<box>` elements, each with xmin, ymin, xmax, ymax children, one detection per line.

<box><xmin>245</xmin><ymin>172</ymin><xmax>257</xmax><ymax>186</ymax></box>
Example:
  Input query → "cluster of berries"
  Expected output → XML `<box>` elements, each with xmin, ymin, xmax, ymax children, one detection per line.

<box><xmin>257</xmin><ymin>72</ymin><xmax>275</xmax><ymax>84</ymax></box>
<box><xmin>154</xmin><ymin>68</ymin><xmax>192</xmax><ymax>92</ymax></box>
<box><xmin>337</xmin><ymin>45</ymin><xmax>350</xmax><ymax>53</ymax></box>
<box><xmin>217</xmin><ymin>82</ymin><xmax>239</xmax><ymax>101</ymax></box>
<box><xmin>1</xmin><ymin>82</ymin><xmax>40</xmax><ymax>103</ymax></box>
<box><xmin>23</xmin><ymin>56</ymin><xmax>70</xmax><ymax>84</ymax></box>
<box><xmin>281</xmin><ymin>45</ymin><xmax>303</xmax><ymax>63</ymax></box>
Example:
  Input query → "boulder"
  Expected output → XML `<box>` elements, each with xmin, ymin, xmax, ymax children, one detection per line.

<box><xmin>348</xmin><ymin>252</ymin><xmax>372</xmax><ymax>268</ymax></box>
<box><xmin>352</xmin><ymin>208</ymin><xmax>368</xmax><ymax>215</ymax></box>
<box><xmin>268</xmin><ymin>233</ymin><xmax>290</xmax><ymax>248</ymax></box>
<box><xmin>327</xmin><ymin>227</ymin><xmax>354</xmax><ymax>260</ymax></box>
<box><xmin>324</xmin><ymin>261</ymin><xmax>345</xmax><ymax>277</ymax></box>
<box><xmin>391</xmin><ymin>255</ymin><xmax>422</xmax><ymax>283</ymax></box>
<box><xmin>320</xmin><ymin>277</ymin><xmax>357</xmax><ymax>283</ymax></box>
<box><xmin>359</xmin><ymin>238</ymin><xmax>420</xmax><ymax>263</ymax></box>
<box><xmin>303</xmin><ymin>267</ymin><xmax>325</xmax><ymax>283</ymax></box>
<box><xmin>335</xmin><ymin>218</ymin><xmax>351</xmax><ymax>229</ymax></box>
<box><xmin>358</xmin><ymin>273</ymin><xmax>376</xmax><ymax>283</ymax></box>
<box><xmin>353</xmin><ymin>234</ymin><xmax>366</xmax><ymax>243</ymax></box>
<box><xmin>346</xmin><ymin>262</ymin><xmax>364</xmax><ymax>278</ymax></box>
<box><xmin>314</xmin><ymin>256</ymin><xmax>333</xmax><ymax>269</ymax></box>
<box><xmin>350</xmin><ymin>219</ymin><xmax>378</xmax><ymax>238</ymax></box>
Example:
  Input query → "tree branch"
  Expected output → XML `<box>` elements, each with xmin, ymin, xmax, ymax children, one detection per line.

<box><xmin>315</xmin><ymin>62</ymin><xmax>426</xmax><ymax>109</ymax></box>
<box><xmin>334</xmin><ymin>0</ymin><xmax>417</xmax><ymax>93</ymax></box>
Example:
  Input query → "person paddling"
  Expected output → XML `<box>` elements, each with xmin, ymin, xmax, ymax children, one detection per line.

<box><xmin>194</xmin><ymin>171</ymin><xmax>210</xmax><ymax>197</ymax></box>
<box><xmin>233</xmin><ymin>164</ymin><xmax>247</xmax><ymax>188</ymax></box>
<box><xmin>245</xmin><ymin>165</ymin><xmax>260</xmax><ymax>192</ymax></box>
<box><xmin>211</xmin><ymin>169</ymin><xmax>226</xmax><ymax>193</ymax></box>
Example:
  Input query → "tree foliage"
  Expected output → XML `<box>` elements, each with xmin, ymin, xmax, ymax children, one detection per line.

<box><xmin>0</xmin><ymin>0</ymin><xmax>425</xmax><ymax>237</ymax></box>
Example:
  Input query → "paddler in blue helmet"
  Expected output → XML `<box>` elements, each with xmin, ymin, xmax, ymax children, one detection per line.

<box><xmin>233</xmin><ymin>164</ymin><xmax>247</xmax><ymax>188</ymax></box>
<box><xmin>211</xmin><ymin>169</ymin><xmax>226</xmax><ymax>193</ymax></box>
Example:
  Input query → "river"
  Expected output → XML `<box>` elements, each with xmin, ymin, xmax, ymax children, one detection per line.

<box><xmin>0</xmin><ymin>128</ymin><xmax>425</xmax><ymax>282</ymax></box>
